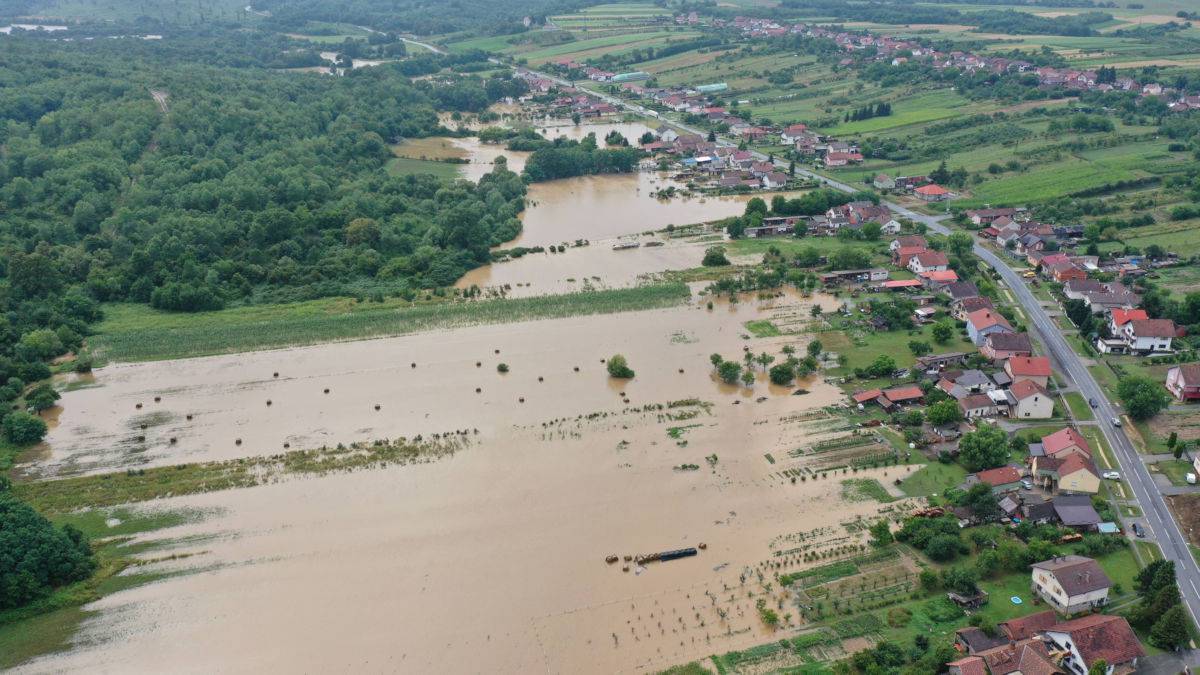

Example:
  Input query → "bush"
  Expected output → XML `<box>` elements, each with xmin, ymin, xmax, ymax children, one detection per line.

<box><xmin>607</xmin><ymin>354</ymin><xmax>635</xmax><ymax>378</ymax></box>
<box><xmin>3</xmin><ymin>411</ymin><xmax>48</xmax><ymax>445</ymax></box>
<box><xmin>702</xmin><ymin>246</ymin><xmax>730</xmax><ymax>267</ymax></box>
<box><xmin>0</xmin><ymin>492</ymin><xmax>96</xmax><ymax>610</ymax></box>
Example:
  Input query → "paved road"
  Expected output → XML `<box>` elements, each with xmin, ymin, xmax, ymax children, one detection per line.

<box><xmin>511</xmin><ymin>62</ymin><xmax>1200</xmax><ymax>627</ymax></box>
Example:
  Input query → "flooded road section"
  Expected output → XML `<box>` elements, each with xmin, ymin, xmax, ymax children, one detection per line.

<box><xmin>31</xmin><ymin>294</ymin><xmax>834</xmax><ymax>478</ymax></box>
<box><xmin>17</xmin><ymin>292</ymin><xmax>911</xmax><ymax>674</ymax></box>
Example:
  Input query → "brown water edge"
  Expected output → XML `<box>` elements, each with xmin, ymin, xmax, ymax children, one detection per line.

<box><xmin>14</xmin><ymin>378</ymin><xmax>913</xmax><ymax>674</ymax></box>
<box><xmin>27</xmin><ymin>291</ymin><xmax>835</xmax><ymax>479</ymax></box>
<box><xmin>455</xmin><ymin>238</ymin><xmax>710</xmax><ymax>297</ymax></box>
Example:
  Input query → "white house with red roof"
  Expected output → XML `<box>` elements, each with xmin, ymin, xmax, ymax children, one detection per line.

<box><xmin>1004</xmin><ymin>356</ymin><xmax>1052</xmax><ymax>388</ymax></box>
<box><xmin>1009</xmin><ymin>379</ymin><xmax>1053</xmax><ymax>419</ymax></box>
<box><xmin>1041</xmin><ymin>427</ymin><xmax>1091</xmax><ymax>460</ymax></box>
<box><xmin>907</xmin><ymin>250</ymin><xmax>949</xmax><ymax>274</ymax></box>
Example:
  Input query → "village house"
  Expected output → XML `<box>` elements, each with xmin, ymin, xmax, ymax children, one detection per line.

<box><xmin>1045</xmin><ymin>261</ymin><xmax>1087</xmax><ymax>284</ymax></box>
<box><xmin>889</xmin><ymin>234</ymin><xmax>926</xmax><ymax>251</ymax></box>
<box><xmin>966</xmin><ymin>207</ymin><xmax>1020</xmax><ymax>226</ymax></box>
<box><xmin>949</xmin><ymin>638</ymin><xmax>1062</xmax><ymax>675</ymax></box>
<box><xmin>1107</xmin><ymin>308</ymin><xmax>1147</xmax><ymax>335</ymax></box>
<box><xmin>954</xmin><ymin>296</ymin><xmax>995</xmax><ymax>321</ymax></box>
<box><xmin>974</xmin><ymin>465</ymin><xmax>1023</xmax><ymax>494</ymax></box>
<box><xmin>1042</xmin><ymin>427</ymin><xmax>1092</xmax><ymax>461</ymax></box>
<box><xmin>920</xmin><ymin>269</ymin><xmax>960</xmax><ymax>290</ymax></box>
<box><xmin>872</xmin><ymin>173</ymin><xmax>895</xmax><ymax>190</ymax></box>
<box><xmin>1009</xmin><ymin>379</ymin><xmax>1054</xmax><ymax>419</ymax></box>
<box><xmin>967</xmin><ymin>309</ymin><xmax>1013</xmax><ymax>345</ymax></box>
<box><xmin>981</xmin><ymin>332</ymin><xmax>1032</xmax><ymax>361</ymax></box>
<box><xmin>943</xmin><ymin>281</ymin><xmax>979</xmax><ymax>303</ymax></box>
<box><xmin>880</xmin><ymin>219</ymin><xmax>902</xmax><ymax>235</ymax></box>
<box><xmin>823</xmin><ymin>151</ymin><xmax>863</xmax><ymax>167</ymax></box>
<box><xmin>959</xmin><ymin>393</ymin><xmax>998</xmax><ymax>419</ymax></box>
<box><xmin>1032</xmin><ymin>453</ymin><xmax>1100</xmax><ymax>495</ymax></box>
<box><xmin>1165</xmin><ymin>363</ymin><xmax>1200</xmax><ymax>401</ymax></box>
<box><xmin>1042</xmin><ymin>613</ymin><xmax>1143</xmax><ymax>673</ymax></box>
<box><xmin>761</xmin><ymin>172</ymin><xmax>789</xmax><ymax>189</ymax></box>
<box><xmin>1031</xmin><ymin>555</ymin><xmax>1111</xmax><ymax>615</ymax></box>
<box><xmin>914</xmin><ymin>183</ymin><xmax>951</xmax><ymax>202</ymax></box>
<box><xmin>1004</xmin><ymin>356</ymin><xmax>1052</xmax><ymax>388</ymax></box>
<box><xmin>907</xmin><ymin>250</ymin><xmax>949</xmax><ymax>274</ymax></box>
<box><xmin>780</xmin><ymin>123</ymin><xmax>809</xmax><ymax>144</ymax></box>
<box><xmin>1097</xmin><ymin>318</ymin><xmax>1176</xmax><ymax>355</ymax></box>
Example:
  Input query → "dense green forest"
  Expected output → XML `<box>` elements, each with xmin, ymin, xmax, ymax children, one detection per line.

<box><xmin>0</xmin><ymin>32</ymin><xmax>527</xmax><ymax>440</ymax></box>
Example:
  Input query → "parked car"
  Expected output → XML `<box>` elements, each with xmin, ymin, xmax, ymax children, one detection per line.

<box><xmin>1132</xmin><ymin>523</ymin><xmax>1145</xmax><ymax>538</ymax></box>
<box><xmin>1102</xmin><ymin>471</ymin><xmax>1120</xmax><ymax>480</ymax></box>
<box><xmin>1111</xmin><ymin>417</ymin><xmax>1122</xmax><ymax>427</ymax></box>
<box><xmin>1089</xmin><ymin>398</ymin><xmax>1098</xmax><ymax>409</ymax></box>
<box><xmin>1021</xmin><ymin>479</ymin><xmax>1033</xmax><ymax>490</ymax></box>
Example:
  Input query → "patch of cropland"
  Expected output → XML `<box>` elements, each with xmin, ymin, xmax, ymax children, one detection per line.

<box><xmin>90</xmin><ymin>283</ymin><xmax>691</xmax><ymax>361</ymax></box>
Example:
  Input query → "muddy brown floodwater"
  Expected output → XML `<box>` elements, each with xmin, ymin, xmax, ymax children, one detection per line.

<box><xmin>390</xmin><ymin>123</ymin><xmax>805</xmax><ymax>295</ymax></box>
<box><xmin>32</xmin><ymin>293</ymin><xmax>833</xmax><ymax>477</ymax></box>
<box><xmin>20</xmin><ymin>292</ymin><xmax>916</xmax><ymax>675</ymax></box>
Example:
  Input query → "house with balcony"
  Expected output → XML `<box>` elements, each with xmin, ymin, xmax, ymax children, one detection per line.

<box><xmin>1166</xmin><ymin>363</ymin><xmax>1200</xmax><ymax>401</ymax></box>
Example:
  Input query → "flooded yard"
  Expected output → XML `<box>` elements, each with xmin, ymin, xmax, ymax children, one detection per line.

<box><xmin>18</xmin><ymin>288</ymin><xmax>913</xmax><ymax>674</ymax></box>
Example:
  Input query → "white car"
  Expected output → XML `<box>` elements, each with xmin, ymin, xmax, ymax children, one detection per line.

<box><xmin>1111</xmin><ymin>417</ymin><xmax>1122</xmax><ymax>427</ymax></box>
<box><xmin>1102</xmin><ymin>471</ymin><xmax>1120</xmax><ymax>480</ymax></box>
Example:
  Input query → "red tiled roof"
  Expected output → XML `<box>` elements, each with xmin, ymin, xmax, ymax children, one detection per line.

<box><xmin>1045</xmin><ymin>614</ymin><xmax>1145</xmax><ymax>667</ymax></box>
<box><xmin>968</xmin><ymin>309</ymin><xmax>1011</xmax><ymax>331</ymax></box>
<box><xmin>916</xmin><ymin>183</ymin><xmax>950</xmax><ymax>195</ymax></box>
<box><xmin>1041</xmin><ymin>427</ymin><xmax>1092</xmax><ymax>457</ymax></box>
<box><xmin>895</xmin><ymin>235</ymin><xmax>927</xmax><ymax>248</ymax></box>
<box><xmin>852</xmin><ymin>388</ymin><xmax>883</xmax><ymax>403</ymax></box>
<box><xmin>1000</xmin><ymin>610</ymin><xmax>1058</xmax><ymax>640</ymax></box>
<box><xmin>1010</xmin><ymin>378</ymin><xmax>1049</xmax><ymax>401</ymax></box>
<box><xmin>921</xmin><ymin>270</ymin><xmax>959</xmax><ymax>282</ymax></box>
<box><xmin>976</xmin><ymin>465</ymin><xmax>1021</xmax><ymax>487</ymax></box>
<box><xmin>1058</xmin><ymin>453</ymin><xmax>1098</xmax><ymax>479</ymax></box>
<box><xmin>1006</xmin><ymin>356</ymin><xmax>1051</xmax><ymax>378</ymax></box>
<box><xmin>1109</xmin><ymin>308</ymin><xmax>1147</xmax><ymax>326</ymax></box>
<box><xmin>882</xmin><ymin>385</ymin><xmax>923</xmax><ymax>402</ymax></box>
<box><xmin>914</xmin><ymin>251</ymin><xmax>949</xmax><ymax>267</ymax></box>
<box><xmin>948</xmin><ymin>656</ymin><xmax>988</xmax><ymax>675</ymax></box>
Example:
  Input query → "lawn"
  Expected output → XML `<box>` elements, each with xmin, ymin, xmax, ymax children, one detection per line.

<box><xmin>89</xmin><ymin>283</ymin><xmax>692</xmax><ymax>362</ymax></box>
<box><xmin>899</xmin><ymin>462</ymin><xmax>967</xmax><ymax>498</ymax></box>
<box><xmin>1151</xmin><ymin>459</ymin><xmax>1196</xmax><ymax>486</ymax></box>
<box><xmin>385</xmin><ymin>156</ymin><xmax>462</xmax><ymax>179</ymax></box>
<box><xmin>520</xmin><ymin>30</ymin><xmax>694</xmax><ymax>63</ymax></box>
<box><xmin>822</xmin><ymin>322</ymin><xmax>977</xmax><ymax>376</ymax></box>
<box><xmin>1063</xmin><ymin>392</ymin><xmax>1094</xmax><ymax>422</ymax></box>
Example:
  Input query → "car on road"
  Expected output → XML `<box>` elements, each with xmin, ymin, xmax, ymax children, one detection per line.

<box><xmin>1021</xmin><ymin>479</ymin><xmax>1033</xmax><ymax>490</ymax></box>
<box><xmin>1089</xmin><ymin>398</ymin><xmax>1098</xmax><ymax>408</ymax></box>
<box><xmin>1132</xmin><ymin>523</ymin><xmax>1145</xmax><ymax>538</ymax></box>
<box><xmin>1111</xmin><ymin>417</ymin><xmax>1122</xmax><ymax>426</ymax></box>
<box><xmin>1102</xmin><ymin>471</ymin><xmax>1120</xmax><ymax>480</ymax></box>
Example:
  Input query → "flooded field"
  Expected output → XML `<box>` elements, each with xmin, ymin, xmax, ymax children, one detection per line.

<box><xmin>31</xmin><ymin>292</ymin><xmax>831</xmax><ymax>478</ymax></box>
<box><xmin>19</xmin><ymin>291</ymin><xmax>915</xmax><ymax>674</ymax></box>
<box><xmin>388</xmin><ymin>122</ymin><xmax>801</xmax><ymax>292</ymax></box>
<box><xmin>456</xmin><ymin>238</ymin><xmax>711</xmax><ymax>297</ymax></box>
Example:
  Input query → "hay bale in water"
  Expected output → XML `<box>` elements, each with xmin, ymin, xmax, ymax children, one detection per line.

<box><xmin>475</xmin><ymin>388</ymin><xmax>481</xmax><ymax>393</ymax></box>
<box><xmin>266</xmin><ymin>399</ymin><xmax>272</xmax><ymax>406</ymax></box>
<box><xmin>283</xmin><ymin>442</ymin><xmax>290</xmax><ymax>449</ymax></box>
<box><xmin>273</xmin><ymin>372</ymin><xmax>279</xmax><ymax>378</ymax></box>
<box><xmin>235</xmin><ymin>438</ymin><xmax>242</xmax><ymax>446</ymax></box>
<box><xmin>185</xmin><ymin>414</ymin><xmax>193</xmax><ymax>421</ymax></box>
<box><xmin>154</xmin><ymin>396</ymin><xmax>161</xmax><ymax>403</ymax></box>
<box><xmin>169</xmin><ymin>437</ymin><xmax>177</xmax><ymax>444</ymax></box>
<box><xmin>135</xmin><ymin>403</ymin><xmax>143</xmax><ymax>409</ymax></box>
<box><xmin>323</xmin><ymin>388</ymin><xmax>330</xmax><ymax>394</ymax></box>
<box><xmin>538</xmin><ymin>376</ymin><xmax>544</xmax><ymax>382</ymax></box>
<box><xmin>411</xmin><ymin>362</ymin><xmax>416</xmax><ymax>368</ymax></box>
<box><xmin>374</xmin><ymin>404</ymin><xmax>381</xmax><ymax>411</ymax></box>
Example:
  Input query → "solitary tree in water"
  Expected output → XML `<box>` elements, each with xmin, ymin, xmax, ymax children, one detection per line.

<box><xmin>607</xmin><ymin>354</ymin><xmax>634</xmax><ymax>379</ymax></box>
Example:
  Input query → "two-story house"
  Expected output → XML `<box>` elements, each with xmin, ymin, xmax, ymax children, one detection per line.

<box><xmin>1030</xmin><ymin>555</ymin><xmax>1111</xmax><ymax>615</ymax></box>
<box><xmin>1042</xmin><ymin>614</ymin><xmax>1144</xmax><ymax>674</ymax></box>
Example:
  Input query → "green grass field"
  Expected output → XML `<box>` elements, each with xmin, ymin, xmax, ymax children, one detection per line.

<box><xmin>1063</xmin><ymin>392</ymin><xmax>1095</xmax><ymax>421</ymax></box>
<box><xmin>90</xmin><ymin>283</ymin><xmax>692</xmax><ymax>361</ymax></box>
<box><xmin>899</xmin><ymin>462</ymin><xmax>967</xmax><ymax>497</ymax></box>
<box><xmin>386</xmin><ymin>156</ymin><xmax>462</xmax><ymax>179</ymax></box>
